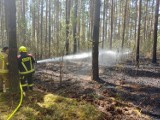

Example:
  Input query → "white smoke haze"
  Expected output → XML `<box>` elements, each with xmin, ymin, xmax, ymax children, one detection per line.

<box><xmin>37</xmin><ymin>49</ymin><xmax>131</xmax><ymax>66</ymax></box>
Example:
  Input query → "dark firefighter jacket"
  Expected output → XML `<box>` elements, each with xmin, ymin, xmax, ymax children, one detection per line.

<box><xmin>17</xmin><ymin>53</ymin><xmax>35</xmax><ymax>75</ymax></box>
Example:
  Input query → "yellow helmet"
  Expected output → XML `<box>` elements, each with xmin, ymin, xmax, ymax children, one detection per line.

<box><xmin>19</xmin><ymin>46</ymin><xmax>27</xmax><ymax>52</ymax></box>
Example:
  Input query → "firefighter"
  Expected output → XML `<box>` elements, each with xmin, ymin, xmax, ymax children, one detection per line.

<box><xmin>0</xmin><ymin>47</ymin><xmax>9</xmax><ymax>92</ymax></box>
<box><xmin>17</xmin><ymin>46</ymin><xmax>35</xmax><ymax>93</ymax></box>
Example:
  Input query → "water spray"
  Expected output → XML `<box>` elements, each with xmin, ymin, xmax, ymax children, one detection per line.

<box><xmin>37</xmin><ymin>52</ymin><xmax>91</xmax><ymax>63</ymax></box>
<box><xmin>37</xmin><ymin>50</ymin><xmax>131</xmax><ymax>66</ymax></box>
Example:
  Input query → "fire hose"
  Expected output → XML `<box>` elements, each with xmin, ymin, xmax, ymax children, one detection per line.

<box><xmin>7</xmin><ymin>82</ymin><xmax>23</xmax><ymax>120</ymax></box>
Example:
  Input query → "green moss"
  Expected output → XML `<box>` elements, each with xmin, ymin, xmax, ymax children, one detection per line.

<box><xmin>0</xmin><ymin>92</ymin><xmax>103</xmax><ymax>120</ymax></box>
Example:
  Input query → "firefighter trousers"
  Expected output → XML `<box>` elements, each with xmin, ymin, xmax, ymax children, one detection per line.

<box><xmin>0</xmin><ymin>73</ymin><xmax>9</xmax><ymax>92</ymax></box>
<box><xmin>20</xmin><ymin>74</ymin><xmax>34</xmax><ymax>92</ymax></box>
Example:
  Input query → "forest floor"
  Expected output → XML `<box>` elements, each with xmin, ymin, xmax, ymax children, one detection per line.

<box><xmin>0</xmin><ymin>56</ymin><xmax>159</xmax><ymax>120</ymax></box>
<box><xmin>32</xmin><ymin>56</ymin><xmax>160</xmax><ymax>120</ymax></box>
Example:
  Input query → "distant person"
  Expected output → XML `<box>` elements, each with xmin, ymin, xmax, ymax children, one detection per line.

<box><xmin>0</xmin><ymin>47</ymin><xmax>9</xmax><ymax>92</ymax></box>
<box><xmin>17</xmin><ymin>46</ymin><xmax>35</xmax><ymax>94</ymax></box>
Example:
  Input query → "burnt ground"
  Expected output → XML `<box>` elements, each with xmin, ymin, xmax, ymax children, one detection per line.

<box><xmin>102</xmin><ymin>65</ymin><xmax>160</xmax><ymax>120</ymax></box>
<box><xmin>33</xmin><ymin>58</ymin><xmax>160</xmax><ymax>120</ymax></box>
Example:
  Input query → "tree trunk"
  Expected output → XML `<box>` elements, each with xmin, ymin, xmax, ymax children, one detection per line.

<box><xmin>121</xmin><ymin>0</ymin><xmax>127</xmax><ymax>49</ymax></box>
<box><xmin>4</xmin><ymin>0</ymin><xmax>19</xmax><ymax>92</ymax></box>
<box><xmin>55</xmin><ymin>0</ymin><xmax>60</xmax><ymax>56</ymax></box>
<box><xmin>0</xmin><ymin>0</ymin><xmax>5</xmax><ymax>46</ymax></box>
<box><xmin>77</xmin><ymin>0</ymin><xmax>81</xmax><ymax>52</ymax></box>
<box><xmin>110</xmin><ymin>0</ymin><xmax>114</xmax><ymax>50</ymax></box>
<box><xmin>22</xmin><ymin>0</ymin><xmax>26</xmax><ymax>44</ymax></box>
<box><xmin>48</xmin><ymin>0</ymin><xmax>51</xmax><ymax>57</ymax></box>
<box><xmin>136</xmin><ymin>0</ymin><xmax>142</xmax><ymax>66</ymax></box>
<box><xmin>32</xmin><ymin>0</ymin><xmax>36</xmax><ymax>52</ymax></box>
<box><xmin>40</xmin><ymin>0</ymin><xmax>43</xmax><ymax>59</ymax></box>
<box><xmin>134</xmin><ymin>0</ymin><xmax>138</xmax><ymax>42</ymax></box>
<box><xmin>92</xmin><ymin>0</ymin><xmax>101</xmax><ymax>81</ymax></box>
<box><xmin>36</xmin><ymin>0</ymin><xmax>40</xmax><ymax>60</ymax></box>
<box><xmin>73</xmin><ymin>0</ymin><xmax>78</xmax><ymax>54</ymax></box>
<box><xmin>143</xmin><ymin>0</ymin><xmax>148</xmax><ymax>41</ymax></box>
<box><xmin>102</xmin><ymin>0</ymin><xmax>106</xmax><ymax>49</ymax></box>
<box><xmin>152</xmin><ymin>0</ymin><xmax>159</xmax><ymax>63</ymax></box>
<box><xmin>81</xmin><ymin>3</ymin><xmax>86</xmax><ymax>51</ymax></box>
<box><xmin>45</xmin><ymin>0</ymin><xmax>48</xmax><ymax>58</ymax></box>
<box><xmin>65</xmin><ymin>0</ymin><xmax>71</xmax><ymax>55</ymax></box>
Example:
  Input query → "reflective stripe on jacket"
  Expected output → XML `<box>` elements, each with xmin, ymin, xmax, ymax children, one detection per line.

<box><xmin>18</xmin><ymin>54</ymin><xmax>35</xmax><ymax>75</ymax></box>
<box><xmin>0</xmin><ymin>52</ymin><xmax>8</xmax><ymax>73</ymax></box>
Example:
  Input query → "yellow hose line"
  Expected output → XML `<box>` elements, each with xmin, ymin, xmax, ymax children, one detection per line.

<box><xmin>7</xmin><ymin>82</ymin><xmax>23</xmax><ymax>120</ymax></box>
